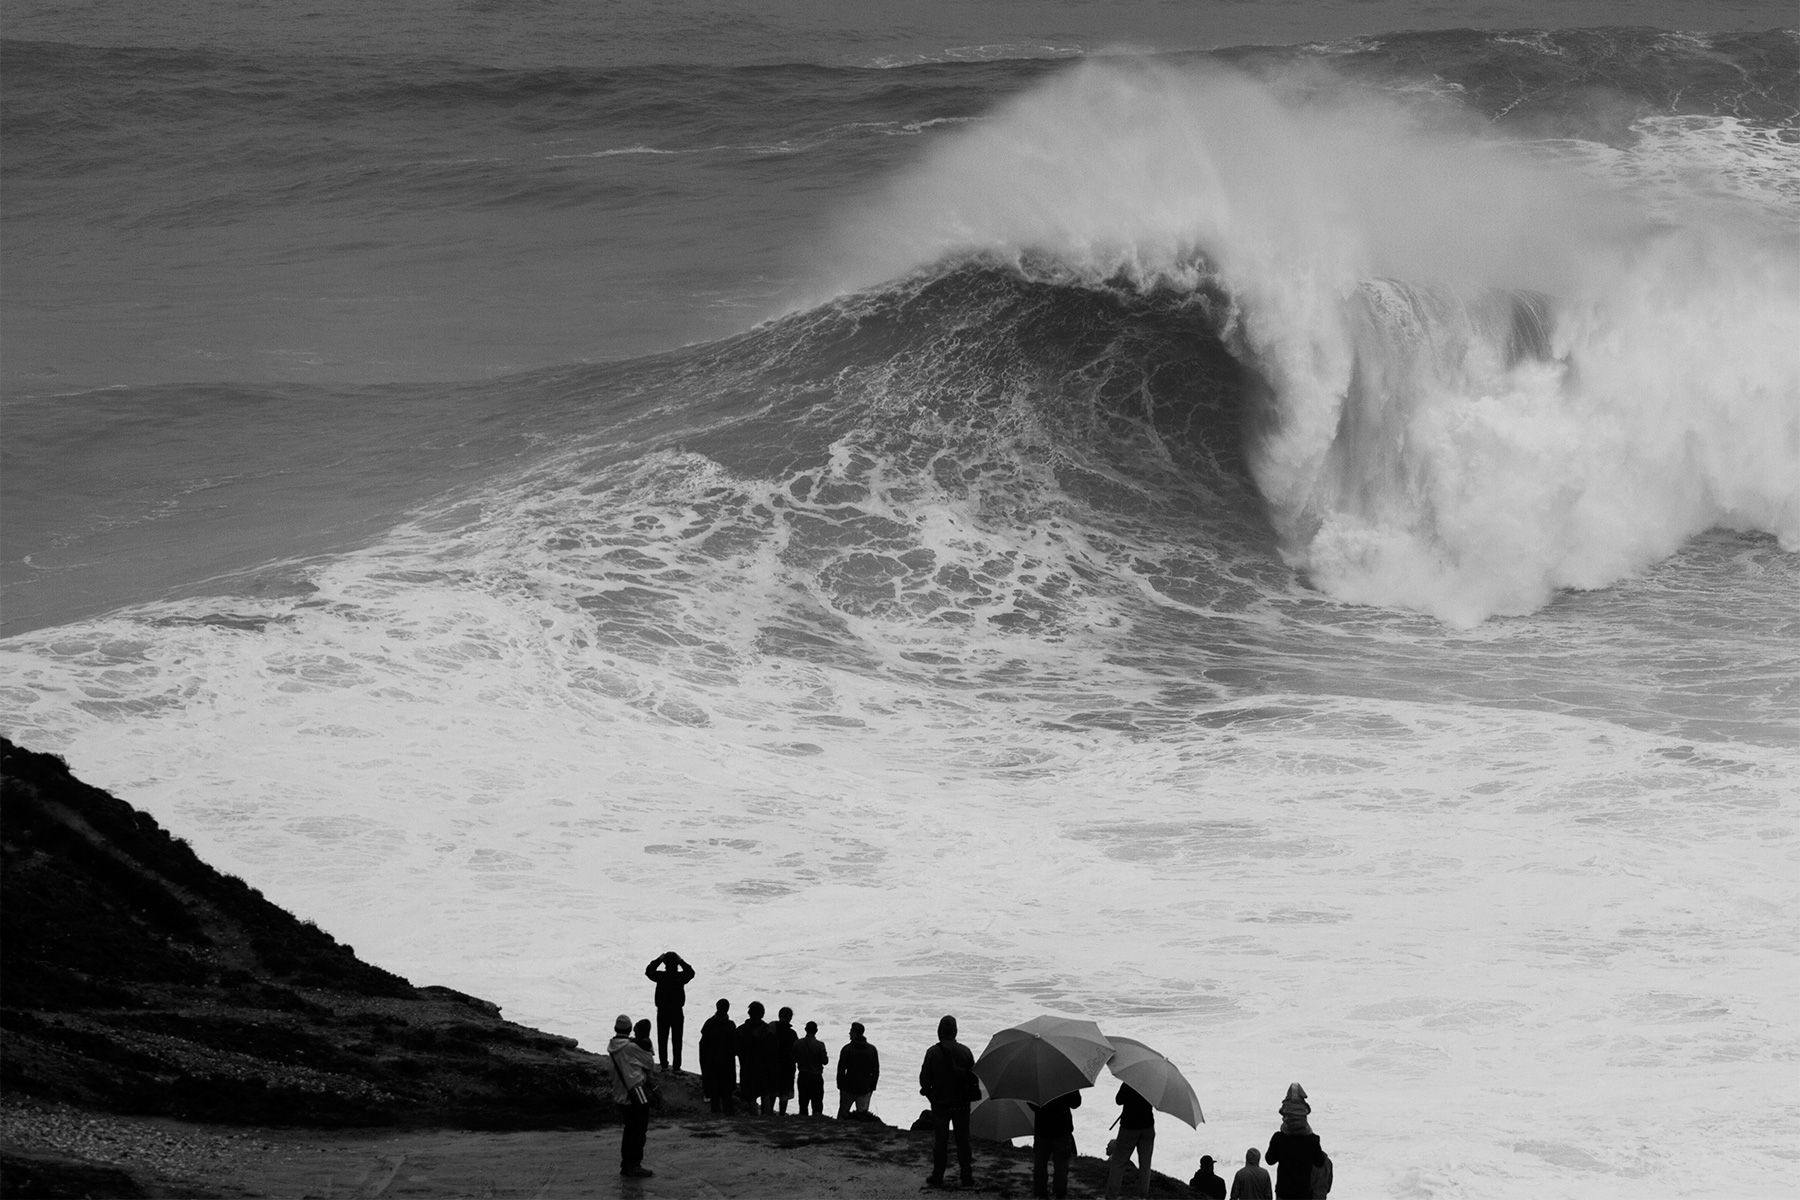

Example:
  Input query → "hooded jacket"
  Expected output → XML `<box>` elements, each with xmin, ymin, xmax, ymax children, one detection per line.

<box><xmin>607</xmin><ymin>1033</ymin><xmax>655</xmax><ymax>1104</ymax></box>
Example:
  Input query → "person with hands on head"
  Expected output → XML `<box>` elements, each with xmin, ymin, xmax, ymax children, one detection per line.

<box><xmin>643</xmin><ymin>950</ymin><xmax>697</xmax><ymax>1072</ymax></box>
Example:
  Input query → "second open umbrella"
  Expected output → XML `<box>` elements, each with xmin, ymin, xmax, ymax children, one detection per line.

<box><xmin>974</xmin><ymin>1015</ymin><xmax>1114</xmax><ymax>1105</ymax></box>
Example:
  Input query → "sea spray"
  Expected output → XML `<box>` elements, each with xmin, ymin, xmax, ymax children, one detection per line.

<box><xmin>832</xmin><ymin>57</ymin><xmax>1800</xmax><ymax>622</ymax></box>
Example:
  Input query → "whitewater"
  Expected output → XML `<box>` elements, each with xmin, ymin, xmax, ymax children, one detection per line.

<box><xmin>2</xmin><ymin>9</ymin><xmax>1797</xmax><ymax>1198</ymax></box>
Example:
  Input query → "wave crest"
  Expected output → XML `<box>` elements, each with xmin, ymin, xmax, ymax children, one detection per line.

<box><xmin>827</xmin><ymin>57</ymin><xmax>1800</xmax><ymax>622</ymax></box>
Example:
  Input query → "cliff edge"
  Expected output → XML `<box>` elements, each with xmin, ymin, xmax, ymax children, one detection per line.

<box><xmin>0</xmin><ymin>737</ymin><xmax>608</xmax><ymax>1132</ymax></box>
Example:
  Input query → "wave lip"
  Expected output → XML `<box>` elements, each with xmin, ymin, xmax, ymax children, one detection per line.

<box><xmin>824</xmin><ymin>54</ymin><xmax>1800</xmax><ymax>623</ymax></box>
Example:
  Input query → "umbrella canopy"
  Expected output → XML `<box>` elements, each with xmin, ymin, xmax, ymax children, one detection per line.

<box><xmin>969</xmin><ymin>1096</ymin><xmax>1037</xmax><ymax>1143</ymax></box>
<box><xmin>1103</xmin><ymin>1035</ymin><xmax>1205</xmax><ymax>1128</ymax></box>
<box><xmin>975</xmin><ymin>1015</ymin><xmax>1114</xmax><ymax>1105</ymax></box>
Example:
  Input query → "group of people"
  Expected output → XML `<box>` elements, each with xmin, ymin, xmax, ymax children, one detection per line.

<box><xmin>606</xmin><ymin>951</ymin><xmax>1332</xmax><ymax>1197</ymax></box>
<box><xmin>1182</xmin><ymin>1085</ymin><xmax>1331</xmax><ymax>1199</ymax></box>
<box><xmin>605</xmin><ymin>950</ymin><xmax>888</xmax><ymax>1178</ymax></box>
<box><xmin>1027</xmin><ymin>1080</ymin><xmax>1326</xmax><ymax>1200</ymax></box>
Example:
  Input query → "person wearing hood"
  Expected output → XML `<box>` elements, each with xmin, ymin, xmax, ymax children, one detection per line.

<box><xmin>606</xmin><ymin>1013</ymin><xmax>657</xmax><ymax>1179</ymax></box>
<box><xmin>1265</xmin><ymin>1083</ymin><xmax>1326</xmax><ymax>1199</ymax></box>
<box><xmin>1230</xmin><ymin>1148</ymin><xmax>1274</xmax><ymax>1200</ymax></box>
<box><xmin>918</xmin><ymin>1014</ymin><xmax>978</xmax><ymax>1190</ymax></box>
<box><xmin>698</xmin><ymin>998</ymin><xmax>737</xmax><ymax>1114</ymax></box>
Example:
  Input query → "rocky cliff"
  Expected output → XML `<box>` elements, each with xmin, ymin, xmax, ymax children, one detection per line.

<box><xmin>0</xmin><ymin>738</ymin><xmax>606</xmax><ymax>1132</ymax></box>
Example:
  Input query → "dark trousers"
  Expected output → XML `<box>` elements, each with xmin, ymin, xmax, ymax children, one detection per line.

<box><xmin>655</xmin><ymin>1005</ymin><xmax>685</xmax><ymax>1070</ymax></box>
<box><xmin>704</xmin><ymin>1068</ymin><xmax>735</xmax><ymax>1113</ymax></box>
<box><xmin>797</xmin><ymin>1074</ymin><xmax>824</xmax><ymax>1116</ymax></box>
<box><xmin>931</xmin><ymin>1102</ymin><xmax>973</xmax><ymax>1183</ymax></box>
<box><xmin>1033</xmin><ymin>1134</ymin><xmax>1072</xmax><ymax>1198</ymax></box>
<box><xmin>619</xmin><ymin>1099</ymin><xmax>649</xmax><ymax>1171</ymax></box>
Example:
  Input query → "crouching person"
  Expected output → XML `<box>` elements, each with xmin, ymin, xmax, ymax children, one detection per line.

<box><xmin>607</xmin><ymin>1013</ymin><xmax>657</xmax><ymax>1178</ymax></box>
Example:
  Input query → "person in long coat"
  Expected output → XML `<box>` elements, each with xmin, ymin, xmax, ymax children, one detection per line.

<box><xmin>697</xmin><ymin>998</ymin><xmax>737</xmax><ymax>1114</ymax></box>
<box><xmin>771</xmin><ymin>1006</ymin><xmax>800</xmax><ymax>1114</ymax></box>
<box><xmin>737</xmin><ymin>1000</ymin><xmax>775</xmax><ymax>1114</ymax></box>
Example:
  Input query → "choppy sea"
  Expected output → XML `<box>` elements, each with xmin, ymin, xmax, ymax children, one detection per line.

<box><xmin>3</xmin><ymin>2</ymin><xmax>1796</xmax><ymax>1195</ymax></box>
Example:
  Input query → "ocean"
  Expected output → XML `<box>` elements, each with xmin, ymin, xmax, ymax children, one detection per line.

<box><xmin>2</xmin><ymin>2</ymin><xmax>1796</xmax><ymax>1195</ymax></box>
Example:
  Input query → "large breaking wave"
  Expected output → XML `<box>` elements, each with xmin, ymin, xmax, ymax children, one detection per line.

<box><xmin>819</xmin><ymin>56</ymin><xmax>1800</xmax><ymax>623</ymax></box>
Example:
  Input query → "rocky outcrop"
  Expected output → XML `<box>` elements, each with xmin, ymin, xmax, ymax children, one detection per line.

<box><xmin>0</xmin><ymin>738</ymin><xmax>608</xmax><ymax>1130</ymax></box>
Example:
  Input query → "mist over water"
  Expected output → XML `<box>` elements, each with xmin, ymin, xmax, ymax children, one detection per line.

<box><xmin>3</xmin><ymin>15</ymin><xmax>1797</xmax><ymax>1199</ymax></box>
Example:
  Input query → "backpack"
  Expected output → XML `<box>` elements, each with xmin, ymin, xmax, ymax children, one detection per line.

<box><xmin>1312</xmin><ymin>1150</ymin><xmax>1333</xmax><ymax>1198</ymax></box>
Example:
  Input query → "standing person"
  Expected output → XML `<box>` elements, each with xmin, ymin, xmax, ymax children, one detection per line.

<box><xmin>1230</xmin><ymin>1148</ymin><xmax>1274</xmax><ymax>1200</ymax></box>
<box><xmin>644</xmin><ymin>951</ymin><xmax>697</xmax><ymax>1073</ymax></box>
<box><xmin>606</xmin><ymin>1013</ymin><xmax>656</xmax><ymax>1179</ymax></box>
<box><xmin>631</xmin><ymin>1018</ymin><xmax>654</xmax><ymax>1055</ymax></box>
<box><xmin>1191</xmin><ymin>1154</ymin><xmax>1227</xmax><ymax>1198</ymax></box>
<box><xmin>698</xmin><ymin>998</ymin><xmax>737</xmax><ymax>1114</ymax></box>
<box><xmin>1031</xmin><ymin>1089</ymin><xmax>1082</xmax><ymax>1199</ymax></box>
<box><xmin>918</xmin><ymin>1014</ymin><xmax>978</xmax><ymax>1190</ymax></box>
<box><xmin>737</xmin><ymin>1000</ymin><xmax>774</xmax><ymax>1114</ymax></box>
<box><xmin>836</xmin><ymin>1021</ymin><xmax>879</xmax><ymax>1119</ymax></box>
<box><xmin>771</xmin><ymin>1006</ymin><xmax>800</xmax><ymax>1115</ymax></box>
<box><xmin>795</xmin><ymin>1020</ymin><xmax>830</xmax><ymax>1117</ymax></box>
<box><xmin>1265</xmin><ymin>1084</ymin><xmax>1325</xmax><ymax>1199</ymax></box>
<box><xmin>1104</xmin><ymin>1082</ymin><xmax>1156</xmax><ymax>1198</ymax></box>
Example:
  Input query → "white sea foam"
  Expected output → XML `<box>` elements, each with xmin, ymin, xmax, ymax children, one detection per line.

<box><xmin>2</xmin><ymin>562</ymin><xmax>1794</xmax><ymax>1197</ymax></box>
<box><xmin>828</xmin><ymin>58</ymin><xmax>1800</xmax><ymax>624</ymax></box>
<box><xmin>2</xmin><ymin>423</ymin><xmax>1795</xmax><ymax>1196</ymax></box>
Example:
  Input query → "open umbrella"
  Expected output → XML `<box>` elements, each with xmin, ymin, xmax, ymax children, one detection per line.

<box><xmin>968</xmin><ymin>1096</ymin><xmax>1037</xmax><ymax>1143</ymax></box>
<box><xmin>975</xmin><ymin>1015</ymin><xmax>1114</xmax><ymax>1105</ymax></box>
<box><xmin>1103</xmin><ymin>1035</ymin><xmax>1205</xmax><ymax>1128</ymax></box>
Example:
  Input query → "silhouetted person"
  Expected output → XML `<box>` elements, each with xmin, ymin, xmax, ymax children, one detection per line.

<box><xmin>644</xmin><ymin>950</ymin><xmax>696</xmax><ymax>1072</ymax></box>
<box><xmin>632</xmin><ymin>1017</ymin><xmax>653</xmax><ymax>1055</ymax></box>
<box><xmin>796</xmin><ymin>1020</ymin><xmax>830</xmax><ymax>1117</ymax></box>
<box><xmin>772</xmin><ymin>1005</ymin><xmax>800</xmax><ymax>1115</ymax></box>
<box><xmin>1191</xmin><ymin>1154</ymin><xmax>1227</xmax><ymax>1198</ymax></box>
<box><xmin>1266</xmin><ymin>1083</ymin><xmax>1325</xmax><ymax>1199</ymax></box>
<box><xmin>698</xmin><ymin>998</ymin><xmax>737</xmax><ymax>1114</ymax></box>
<box><xmin>1031</xmin><ymin>1089</ymin><xmax>1082</xmax><ymax>1199</ymax></box>
<box><xmin>919</xmin><ymin>1014</ymin><xmax>977</xmax><ymax>1190</ymax></box>
<box><xmin>737</xmin><ymin>1000</ymin><xmax>775</xmax><ymax>1114</ymax></box>
<box><xmin>1104</xmin><ymin>1082</ymin><xmax>1156</xmax><ymax>1198</ymax></box>
<box><xmin>606</xmin><ymin>1013</ymin><xmax>656</xmax><ymax>1179</ymax></box>
<box><xmin>836</xmin><ymin>1021</ymin><xmax>879</xmax><ymax>1118</ymax></box>
<box><xmin>1230</xmin><ymin>1148</ymin><xmax>1274</xmax><ymax>1200</ymax></box>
